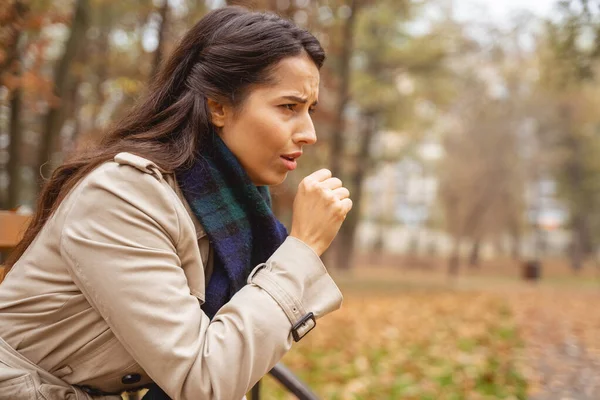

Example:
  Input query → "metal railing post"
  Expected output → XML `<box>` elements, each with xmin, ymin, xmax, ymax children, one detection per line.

<box><xmin>269</xmin><ymin>363</ymin><xmax>319</xmax><ymax>400</ymax></box>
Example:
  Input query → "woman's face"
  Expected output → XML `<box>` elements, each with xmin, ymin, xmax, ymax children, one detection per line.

<box><xmin>210</xmin><ymin>53</ymin><xmax>320</xmax><ymax>186</ymax></box>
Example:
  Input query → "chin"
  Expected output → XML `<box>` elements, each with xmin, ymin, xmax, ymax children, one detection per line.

<box><xmin>254</xmin><ymin>172</ymin><xmax>287</xmax><ymax>187</ymax></box>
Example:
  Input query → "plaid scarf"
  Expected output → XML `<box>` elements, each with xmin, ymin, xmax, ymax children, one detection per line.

<box><xmin>175</xmin><ymin>133</ymin><xmax>288</xmax><ymax>319</ymax></box>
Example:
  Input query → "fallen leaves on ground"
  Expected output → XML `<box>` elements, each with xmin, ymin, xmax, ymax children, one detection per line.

<box><xmin>262</xmin><ymin>291</ymin><xmax>527</xmax><ymax>400</ymax></box>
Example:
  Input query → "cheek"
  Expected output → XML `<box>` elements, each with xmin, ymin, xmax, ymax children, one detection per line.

<box><xmin>250</xmin><ymin>112</ymin><xmax>290</xmax><ymax>153</ymax></box>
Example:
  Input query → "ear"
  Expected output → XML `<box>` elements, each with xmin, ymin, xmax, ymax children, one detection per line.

<box><xmin>206</xmin><ymin>98</ymin><xmax>227</xmax><ymax>128</ymax></box>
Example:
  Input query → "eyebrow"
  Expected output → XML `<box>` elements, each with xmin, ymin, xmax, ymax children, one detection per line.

<box><xmin>282</xmin><ymin>95</ymin><xmax>318</xmax><ymax>106</ymax></box>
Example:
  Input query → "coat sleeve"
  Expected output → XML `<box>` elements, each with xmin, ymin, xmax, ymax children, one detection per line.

<box><xmin>59</xmin><ymin>163</ymin><xmax>343</xmax><ymax>400</ymax></box>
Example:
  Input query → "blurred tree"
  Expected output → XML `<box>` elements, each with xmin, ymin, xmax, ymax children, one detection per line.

<box><xmin>536</xmin><ymin>0</ymin><xmax>600</xmax><ymax>271</ymax></box>
<box><xmin>226</xmin><ymin>0</ymin><xmax>279</xmax><ymax>11</ymax></box>
<box><xmin>0</xmin><ymin>1</ymin><xmax>29</xmax><ymax>79</ymax></box>
<box><xmin>439</xmin><ymin>87</ymin><xmax>524</xmax><ymax>275</ymax></box>
<box><xmin>85</xmin><ymin>0</ymin><xmax>157</xmax><ymax>132</ymax></box>
<box><xmin>36</xmin><ymin>0</ymin><xmax>90</xmax><ymax>189</ymax></box>
<box><xmin>1</xmin><ymin>0</ymin><xmax>29</xmax><ymax>208</ymax></box>
<box><xmin>151</xmin><ymin>0</ymin><xmax>170</xmax><ymax>80</ymax></box>
<box><xmin>435</xmin><ymin>16</ymin><xmax>553</xmax><ymax>275</ymax></box>
<box><xmin>331</xmin><ymin>0</ymin><xmax>449</xmax><ymax>270</ymax></box>
<box><xmin>1</xmin><ymin>0</ymin><xmax>532</xmax><ymax>275</ymax></box>
<box><xmin>329</xmin><ymin>0</ymin><xmax>359</xmax><ymax>180</ymax></box>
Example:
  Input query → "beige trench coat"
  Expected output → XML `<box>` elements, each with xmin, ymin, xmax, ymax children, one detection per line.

<box><xmin>0</xmin><ymin>152</ymin><xmax>343</xmax><ymax>399</ymax></box>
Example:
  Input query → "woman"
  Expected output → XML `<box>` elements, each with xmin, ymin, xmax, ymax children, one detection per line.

<box><xmin>0</xmin><ymin>6</ymin><xmax>352</xmax><ymax>400</ymax></box>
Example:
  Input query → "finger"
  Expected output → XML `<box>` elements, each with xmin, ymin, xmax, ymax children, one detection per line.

<box><xmin>308</xmin><ymin>168</ymin><xmax>332</xmax><ymax>182</ymax></box>
<box><xmin>321</xmin><ymin>177</ymin><xmax>343</xmax><ymax>190</ymax></box>
<box><xmin>340</xmin><ymin>198</ymin><xmax>353</xmax><ymax>214</ymax></box>
<box><xmin>332</xmin><ymin>187</ymin><xmax>350</xmax><ymax>199</ymax></box>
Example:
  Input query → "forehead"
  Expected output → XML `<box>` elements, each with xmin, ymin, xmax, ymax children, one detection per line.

<box><xmin>256</xmin><ymin>54</ymin><xmax>320</xmax><ymax>100</ymax></box>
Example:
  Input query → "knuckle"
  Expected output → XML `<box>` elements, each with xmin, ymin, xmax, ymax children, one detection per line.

<box><xmin>323</xmin><ymin>190</ymin><xmax>336</xmax><ymax>203</ymax></box>
<box><xmin>302</xmin><ymin>178</ymin><xmax>316</xmax><ymax>191</ymax></box>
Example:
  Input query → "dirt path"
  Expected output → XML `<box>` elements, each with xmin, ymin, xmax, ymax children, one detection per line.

<box><xmin>507</xmin><ymin>288</ymin><xmax>600</xmax><ymax>399</ymax></box>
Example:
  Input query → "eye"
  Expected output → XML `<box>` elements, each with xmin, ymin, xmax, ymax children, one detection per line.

<box><xmin>309</xmin><ymin>106</ymin><xmax>317</xmax><ymax>115</ymax></box>
<box><xmin>281</xmin><ymin>104</ymin><xmax>296</xmax><ymax>112</ymax></box>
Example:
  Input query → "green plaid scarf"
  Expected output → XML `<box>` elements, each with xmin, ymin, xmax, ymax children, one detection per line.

<box><xmin>175</xmin><ymin>133</ymin><xmax>288</xmax><ymax>319</ymax></box>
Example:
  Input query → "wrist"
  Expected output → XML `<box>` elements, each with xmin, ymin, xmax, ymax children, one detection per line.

<box><xmin>288</xmin><ymin>233</ymin><xmax>322</xmax><ymax>256</ymax></box>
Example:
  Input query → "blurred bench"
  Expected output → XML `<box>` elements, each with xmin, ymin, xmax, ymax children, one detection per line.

<box><xmin>0</xmin><ymin>210</ymin><xmax>31</xmax><ymax>270</ymax></box>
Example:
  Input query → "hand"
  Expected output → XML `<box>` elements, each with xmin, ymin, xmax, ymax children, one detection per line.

<box><xmin>289</xmin><ymin>169</ymin><xmax>353</xmax><ymax>256</ymax></box>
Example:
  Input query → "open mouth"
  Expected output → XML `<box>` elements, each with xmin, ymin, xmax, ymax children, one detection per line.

<box><xmin>280</xmin><ymin>155</ymin><xmax>298</xmax><ymax>171</ymax></box>
<box><xmin>280</xmin><ymin>151</ymin><xmax>301</xmax><ymax>171</ymax></box>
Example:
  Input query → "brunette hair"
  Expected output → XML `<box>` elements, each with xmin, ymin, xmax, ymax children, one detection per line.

<box><xmin>3</xmin><ymin>6</ymin><xmax>325</xmax><ymax>274</ymax></box>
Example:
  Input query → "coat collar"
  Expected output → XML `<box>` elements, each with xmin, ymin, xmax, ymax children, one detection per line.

<box><xmin>113</xmin><ymin>152</ymin><xmax>207</xmax><ymax>240</ymax></box>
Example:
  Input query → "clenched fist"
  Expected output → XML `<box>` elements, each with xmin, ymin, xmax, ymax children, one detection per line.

<box><xmin>289</xmin><ymin>169</ymin><xmax>353</xmax><ymax>256</ymax></box>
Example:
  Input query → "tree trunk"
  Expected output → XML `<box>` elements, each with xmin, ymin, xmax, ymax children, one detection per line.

<box><xmin>7</xmin><ymin>85</ymin><xmax>23</xmax><ymax>209</ymax></box>
<box><xmin>59</xmin><ymin>75</ymin><xmax>83</xmax><ymax>158</ymax></box>
<box><xmin>323</xmin><ymin>0</ymin><xmax>359</xmax><ymax>269</ymax></box>
<box><xmin>36</xmin><ymin>0</ymin><xmax>89</xmax><ymax>192</ymax></box>
<box><xmin>1</xmin><ymin>0</ymin><xmax>28</xmax><ymax>209</ymax></box>
<box><xmin>151</xmin><ymin>0</ymin><xmax>169</xmax><ymax>80</ymax></box>
<box><xmin>562</xmin><ymin>106</ymin><xmax>588</xmax><ymax>271</ymax></box>
<box><xmin>570</xmin><ymin>215</ymin><xmax>585</xmax><ymax>272</ymax></box>
<box><xmin>336</xmin><ymin>112</ymin><xmax>377</xmax><ymax>270</ymax></box>
<box><xmin>226</xmin><ymin>0</ymin><xmax>255</xmax><ymax>7</ymax></box>
<box><xmin>0</xmin><ymin>1</ymin><xmax>28</xmax><ymax>78</ymax></box>
<box><xmin>267</xmin><ymin>0</ymin><xmax>278</xmax><ymax>11</ymax></box>
<box><xmin>276</xmin><ymin>0</ymin><xmax>298</xmax><ymax>19</ymax></box>
<box><xmin>448</xmin><ymin>235</ymin><xmax>462</xmax><ymax>276</ymax></box>
<box><xmin>468</xmin><ymin>239</ymin><xmax>480</xmax><ymax>268</ymax></box>
<box><xmin>329</xmin><ymin>0</ymin><xmax>358</xmax><ymax>179</ymax></box>
<box><xmin>510</xmin><ymin>223</ymin><xmax>521</xmax><ymax>260</ymax></box>
<box><xmin>90</xmin><ymin>6</ymin><xmax>110</xmax><ymax>132</ymax></box>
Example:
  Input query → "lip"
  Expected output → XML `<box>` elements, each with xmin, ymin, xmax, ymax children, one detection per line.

<box><xmin>280</xmin><ymin>152</ymin><xmax>301</xmax><ymax>171</ymax></box>
<box><xmin>281</xmin><ymin>152</ymin><xmax>302</xmax><ymax>159</ymax></box>
<box><xmin>280</xmin><ymin>156</ymin><xmax>298</xmax><ymax>171</ymax></box>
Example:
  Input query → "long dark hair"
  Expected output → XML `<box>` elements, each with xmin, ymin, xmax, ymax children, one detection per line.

<box><xmin>4</xmin><ymin>6</ymin><xmax>325</xmax><ymax>275</ymax></box>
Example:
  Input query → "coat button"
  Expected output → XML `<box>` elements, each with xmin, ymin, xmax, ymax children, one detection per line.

<box><xmin>121</xmin><ymin>373</ymin><xmax>141</xmax><ymax>385</ymax></box>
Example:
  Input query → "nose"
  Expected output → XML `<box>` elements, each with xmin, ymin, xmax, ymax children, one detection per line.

<box><xmin>293</xmin><ymin>113</ymin><xmax>317</xmax><ymax>146</ymax></box>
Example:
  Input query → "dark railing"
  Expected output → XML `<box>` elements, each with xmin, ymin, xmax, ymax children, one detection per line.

<box><xmin>249</xmin><ymin>363</ymin><xmax>319</xmax><ymax>400</ymax></box>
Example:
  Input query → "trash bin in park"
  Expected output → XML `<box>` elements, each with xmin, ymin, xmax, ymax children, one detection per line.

<box><xmin>522</xmin><ymin>260</ymin><xmax>541</xmax><ymax>281</ymax></box>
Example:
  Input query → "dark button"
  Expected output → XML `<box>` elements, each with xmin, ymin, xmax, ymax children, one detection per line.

<box><xmin>80</xmin><ymin>385</ymin><xmax>105</xmax><ymax>395</ymax></box>
<box><xmin>121</xmin><ymin>373</ymin><xmax>141</xmax><ymax>385</ymax></box>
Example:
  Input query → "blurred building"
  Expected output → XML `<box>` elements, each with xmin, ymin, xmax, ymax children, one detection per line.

<box><xmin>357</xmin><ymin>129</ymin><xmax>571</xmax><ymax>260</ymax></box>
<box><xmin>358</xmin><ymin>131</ymin><xmax>455</xmax><ymax>256</ymax></box>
